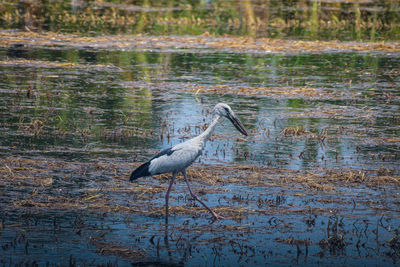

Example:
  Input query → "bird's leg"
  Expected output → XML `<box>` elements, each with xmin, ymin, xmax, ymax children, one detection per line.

<box><xmin>165</xmin><ymin>172</ymin><xmax>177</xmax><ymax>224</ymax></box>
<box><xmin>182</xmin><ymin>170</ymin><xmax>225</xmax><ymax>220</ymax></box>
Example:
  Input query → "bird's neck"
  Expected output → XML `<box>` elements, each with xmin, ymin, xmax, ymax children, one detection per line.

<box><xmin>197</xmin><ymin>115</ymin><xmax>220</xmax><ymax>146</ymax></box>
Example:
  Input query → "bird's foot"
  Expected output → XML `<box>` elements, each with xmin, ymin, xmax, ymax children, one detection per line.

<box><xmin>211</xmin><ymin>212</ymin><xmax>226</xmax><ymax>221</ymax></box>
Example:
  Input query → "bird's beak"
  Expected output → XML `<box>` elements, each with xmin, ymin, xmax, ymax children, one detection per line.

<box><xmin>227</xmin><ymin>113</ymin><xmax>248</xmax><ymax>136</ymax></box>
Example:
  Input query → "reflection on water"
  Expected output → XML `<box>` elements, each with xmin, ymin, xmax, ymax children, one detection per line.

<box><xmin>1</xmin><ymin>47</ymin><xmax>399</xmax><ymax>172</ymax></box>
<box><xmin>1</xmin><ymin>0</ymin><xmax>399</xmax><ymax>40</ymax></box>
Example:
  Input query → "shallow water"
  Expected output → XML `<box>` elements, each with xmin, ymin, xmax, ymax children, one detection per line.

<box><xmin>1</xmin><ymin>47</ymin><xmax>399</xmax><ymax>171</ymax></box>
<box><xmin>1</xmin><ymin>44</ymin><xmax>400</xmax><ymax>265</ymax></box>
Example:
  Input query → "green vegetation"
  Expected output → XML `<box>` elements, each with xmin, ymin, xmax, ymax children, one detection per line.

<box><xmin>0</xmin><ymin>0</ymin><xmax>399</xmax><ymax>41</ymax></box>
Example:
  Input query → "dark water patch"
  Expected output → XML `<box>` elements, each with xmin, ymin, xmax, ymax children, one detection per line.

<box><xmin>1</xmin><ymin>157</ymin><xmax>400</xmax><ymax>265</ymax></box>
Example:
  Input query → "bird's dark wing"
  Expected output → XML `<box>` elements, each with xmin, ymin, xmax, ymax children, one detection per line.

<box><xmin>150</xmin><ymin>147</ymin><xmax>175</xmax><ymax>160</ymax></box>
<box><xmin>130</xmin><ymin>161</ymin><xmax>151</xmax><ymax>181</ymax></box>
<box><xmin>130</xmin><ymin>147</ymin><xmax>175</xmax><ymax>181</ymax></box>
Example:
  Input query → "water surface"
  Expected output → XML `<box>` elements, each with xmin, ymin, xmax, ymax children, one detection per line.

<box><xmin>1</xmin><ymin>47</ymin><xmax>399</xmax><ymax>171</ymax></box>
<box><xmin>1</xmin><ymin>45</ymin><xmax>400</xmax><ymax>265</ymax></box>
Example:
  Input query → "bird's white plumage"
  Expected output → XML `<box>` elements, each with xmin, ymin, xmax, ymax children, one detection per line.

<box><xmin>149</xmin><ymin>140</ymin><xmax>202</xmax><ymax>175</ymax></box>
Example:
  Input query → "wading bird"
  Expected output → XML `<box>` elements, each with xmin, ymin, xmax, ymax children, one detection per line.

<box><xmin>130</xmin><ymin>103</ymin><xmax>248</xmax><ymax>222</ymax></box>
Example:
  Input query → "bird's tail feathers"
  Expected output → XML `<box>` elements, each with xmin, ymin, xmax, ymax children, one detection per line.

<box><xmin>130</xmin><ymin>162</ymin><xmax>150</xmax><ymax>181</ymax></box>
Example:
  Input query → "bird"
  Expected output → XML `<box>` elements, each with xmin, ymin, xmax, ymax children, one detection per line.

<box><xmin>129</xmin><ymin>103</ymin><xmax>248</xmax><ymax>223</ymax></box>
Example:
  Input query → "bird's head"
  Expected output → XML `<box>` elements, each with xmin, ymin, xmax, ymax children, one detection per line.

<box><xmin>213</xmin><ymin>103</ymin><xmax>248</xmax><ymax>136</ymax></box>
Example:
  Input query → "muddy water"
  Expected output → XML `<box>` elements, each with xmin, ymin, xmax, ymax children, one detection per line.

<box><xmin>1</xmin><ymin>46</ymin><xmax>400</xmax><ymax>265</ymax></box>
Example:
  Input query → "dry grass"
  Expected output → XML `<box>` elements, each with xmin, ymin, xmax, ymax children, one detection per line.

<box><xmin>121</xmin><ymin>81</ymin><xmax>365</xmax><ymax>100</ymax></box>
<box><xmin>0</xmin><ymin>59</ymin><xmax>120</xmax><ymax>71</ymax></box>
<box><xmin>189</xmin><ymin>84</ymin><xmax>324</xmax><ymax>97</ymax></box>
<box><xmin>1</xmin><ymin>156</ymin><xmax>399</xmax><ymax>219</ymax></box>
<box><xmin>1</xmin><ymin>31</ymin><xmax>399</xmax><ymax>53</ymax></box>
<box><xmin>93</xmin><ymin>241</ymin><xmax>146</xmax><ymax>260</ymax></box>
